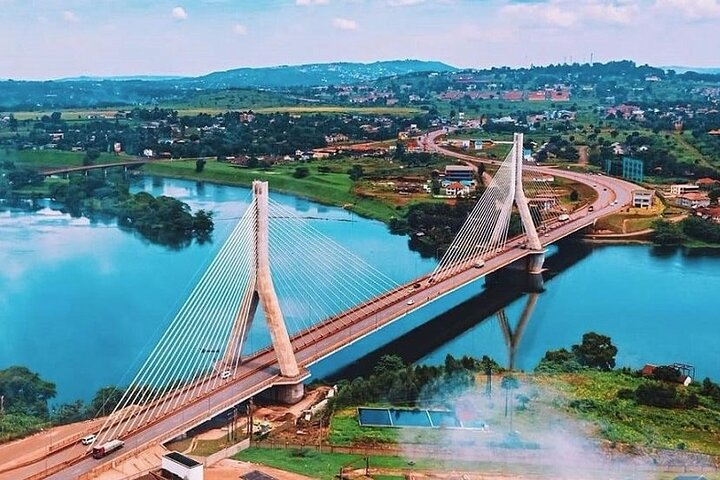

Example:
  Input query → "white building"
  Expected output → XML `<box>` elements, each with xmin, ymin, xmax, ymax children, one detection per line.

<box><xmin>676</xmin><ymin>192</ymin><xmax>710</xmax><ymax>209</ymax></box>
<box><xmin>632</xmin><ymin>189</ymin><xmax>655</xmax><ymax>208</ymax></box>
<box><xmin>162</xmin><ymin>452</ymin><xmax>203</xmax><ymax>480</ymax></box>
<box><xmin>670</xmin><ymin>184</ymin><xmax>700</xmax><ymax>195</ymax></box>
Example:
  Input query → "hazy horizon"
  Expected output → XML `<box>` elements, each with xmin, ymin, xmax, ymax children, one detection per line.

<box><xmin>1</xmin><ymin>0</ymin><xmax>719</xmax><ymax>80</ymax></box>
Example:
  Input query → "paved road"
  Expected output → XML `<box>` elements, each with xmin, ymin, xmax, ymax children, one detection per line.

<box><xmin>26</xmin><ymin>130</ymin><xmax>640</xmax><ymax>479</ymax></box>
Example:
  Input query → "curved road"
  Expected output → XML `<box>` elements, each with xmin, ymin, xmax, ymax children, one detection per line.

<box><xmin>426</xmin><ymin>128</ymin><xmax>638</xmax><ymax>229</ymax></box>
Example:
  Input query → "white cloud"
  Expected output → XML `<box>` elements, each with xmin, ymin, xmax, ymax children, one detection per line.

<box><xmin>62</xmin><ymin>10</ymin><xmax>79</xmax><ymax>23</ymax></box>
<box><xmin>332</xmin><ymin>17</ymin><xmax>358</xmax><ymax>30</ymax></box>
<box><xmin>388</xmin><ymin>0</ymin><xmax>425</xmax><ymax>6</ymax></box>
<box><xmin>171</xmin><ymin>6</ymin><xmax>188</xmax><ymax>20</ymax></box>
<box><xmin>296</xmin><ymin>0</ymin><xmax>329</xmax><ymax>5</ymax></box>
<box><xmin>501</xmin><ymin>0</ymin><xmax>637</xmax><ymax>28</ymax></box>
<box><xmin>654</xmin><ymin>0</ymin><xmax>720</xmax><ymax>19</ymax></box>
<box><xmin>233</xmin><ymin>23</ymin><xmax>248</xmax><ymax>35</ymax></box>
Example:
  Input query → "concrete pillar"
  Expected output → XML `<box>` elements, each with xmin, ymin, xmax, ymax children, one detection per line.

<box><xmin>512</xmin><ymin>133</ymin><xmax>542</xmax><ymax>252</ymax></box>
<box><xmin>253</xmin><ymin>181</ymin><xmax>301</xmax><ymax>379</ymax></box>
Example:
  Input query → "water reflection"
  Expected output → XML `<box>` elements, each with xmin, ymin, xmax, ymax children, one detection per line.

<box><xmin>328</xmin><ymin>239</ymin><xmax>594</xmax><ymax>379</ymax></box>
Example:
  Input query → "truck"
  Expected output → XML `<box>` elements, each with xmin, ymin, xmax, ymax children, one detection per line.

<box><xmin>92</xmin><ymin>439</ymin><xmax>124</xmax><ymax>459</ymax></box>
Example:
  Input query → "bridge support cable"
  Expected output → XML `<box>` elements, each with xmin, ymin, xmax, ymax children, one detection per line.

<box><xmin>95</xmin><ymin>180</ymin><xmax>406</xmax><ymax>446</ymax></box>
<box><xmin>95</xmin><ymin>201</ymin><xmax>258</xmax><ymax>445</ymax></box>
<box><xmin>130</xmin><ymin>206</ymin><xmax>258</xmax><ymax>430</ymax></box>
<box><xmin>266</xmin><ymin>198</ymin><xmax>403</xmax><ymax>337</ymax></box>
<box><xmin>430</xmin><ymin>147</ymin><xmax>516</xmax><ymax>281</ymax></box>
<box><xmin>522</xmin><ymin>174</ymin><xmax>562</xmax><ymax>231</ymax></box>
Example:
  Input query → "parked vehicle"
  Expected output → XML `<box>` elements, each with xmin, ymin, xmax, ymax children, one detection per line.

<box><xmin>92</xmin><ymin>439</ymin><xmax>124</xmax><ymax>459</ymax></box>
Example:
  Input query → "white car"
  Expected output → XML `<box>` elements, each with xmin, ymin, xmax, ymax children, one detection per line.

<box><xmin>220</xmin><ymin>369</ymin><xmax>232</xmax><ymax>380</ymax></box>
<box><xmin>81</xmin><ymin>434</ymin><xmax>96</xmax><ymax>446</ymax></box>
<box><xmin>406</xmin><ymin>299</ymin><xmax>415</xmax><ymax>306</ymax></box>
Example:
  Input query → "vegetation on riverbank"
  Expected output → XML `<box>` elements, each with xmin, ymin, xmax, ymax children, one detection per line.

<box><xmin>0</xmin><ymin>159</ymin><xmax>214</xmax><ymax>248</ymax></box>
<box><xmin>0</xmin><ymin>366</ymin><xmax>124</xmax><ymax>443</ymax></box>
<box><xmin>653</xmin><ymin>217</ymin><xmax>720</xmax><ymax>247</ymax></box>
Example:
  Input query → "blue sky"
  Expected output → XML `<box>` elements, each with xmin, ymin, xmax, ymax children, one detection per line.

<box><xmin>0</xmin><ymin>0</ymin><xmax>718</xmax><ymax>79</ymax></box>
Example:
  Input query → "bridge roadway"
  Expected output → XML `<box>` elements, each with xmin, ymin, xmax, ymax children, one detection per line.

<box><xmin>26</xmin><ymin>135</ymin><xmax>638</xmax><ymax>479</ymax></box>
<box><xmin>40</xmin><ymin>159</ymin><xmax>151</xmax><ymax>177</ymax></box>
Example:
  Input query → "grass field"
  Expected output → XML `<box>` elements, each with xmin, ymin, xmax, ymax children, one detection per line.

<box><xmin>539</xmin><ymin>371</ymin><xmax>720</xmax><ymax>456</ymax></box>
<box><xmin>8</xmin><ymin>104</ymin><xmax>422</xmax><ymax>122</ymax></box>
<box><xmin>1</xmin><ymin>149</ymin><xmax>131</xmax><ymax>169</ymax></box>
<box><xmin>142</xmin><ymin>159</ymin><xmax>405</xmax><ymax>222</ymax></box>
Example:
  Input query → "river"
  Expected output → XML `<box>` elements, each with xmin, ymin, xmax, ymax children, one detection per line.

<box><xmin>1</xmin><ymin>177</ymin><xmax>718</xmax><ymax>404</ymax></box>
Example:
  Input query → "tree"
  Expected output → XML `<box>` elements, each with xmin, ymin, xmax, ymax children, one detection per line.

<box><xmin>394</xmin><ymin>141</ymin><xmax>406</xmax><ymax>160</ymax></box>
<box><xmin>0</xmin><ymin>366</ymin><xmax>56</xmax><ymax>418</ymax></box>
<box><xmin>569</xmin><ymin>189</ymin><xmax>579</xmax><ymax>201</ymax></box>
<box><xmin>373</xmin><ymin>355</ymin><xmax>406</xmax><ymax>377</ymax></box>
<box><xmin>348</xmin><ymin>164</ymin><xmax>364</xmax><ymax>181</ymax></box>
<box><xmin>293</xmin><ymin>166</ymin><xmax>310</xmax><ymax>178</ymax></box>
<box><xmin>652</xmin><ymin>220</ymin><xmax>686</xmax><ymax>245</ymax></box>
<box><xmin>709</xmin><ymin>187</ymin><xmax>720</xmax><ymax>205</ymax></box>
<box><xmin>87</xmin><ymin>386</ymin><xmax>124</xmax><ymax>417</ymax></box>
<box><xmin>571</xmin><ymin>332</ymin><xmax>617</xmax><ymax>370</ymax></box>
<box><xmin>195</xmin><ymin>158</ymin><xmax>206</xmax><ymax>173</ymax></box>
<box><xmin>83</xmin><ymin>149</ymin><xmax>100</xmax><ymax>166</ymax></box>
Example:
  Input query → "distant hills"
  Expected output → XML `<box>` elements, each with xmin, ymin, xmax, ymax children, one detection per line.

<box><xmin>188</xmin><ymin>60</ymin><xmax>458</xmax><ymax>88</ymax></box>
<box><xmin>662</xmin><ymin>66</ymin><xmax>720</xmax><ymax>75</ymax></box>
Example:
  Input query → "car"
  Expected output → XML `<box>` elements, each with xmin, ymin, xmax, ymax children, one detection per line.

<box><xmin>592</xmin><ymin>184</ymin><xmax>597</xmax><ymax>187</ymax></box>
<box><xmin>220</xmin><ymin>369</ymin><xmax>232</xmax><ymax>379</ymax></box>
<box><xmin>603</xmin><ymin>188</ymin><xmax>607</xmax><ymax>191</ymax></box>
<box><xmin>412</xmin><ymin>283</ymin><xmax>421</xmax><ymax>289</ymax></box>
<box><xmin>81</xmin><ymin>434</ymin><xmax>96</xmax><ymax>446</ymax></box>
<box><xmin>588</xmin><ymin>205</ymin><xmax>594</xmax><ymax>212</ymax></box>
<box><xmin>474</xmin><ymin>260</ymin><xmax>485</xmax><ymax>269</ymax></box>
<box><xmin>519</xmin><ymin>244</ymin><xmax>528</xmax><ymax>249</ymax></box>
<box><xmin>544</xmin><ymin>233</ymin><xmax>549</xmax><ymax>237</ymax></box>
<box><xmin>406</xmin><ymin>299</ymin><xmax>415</xmax><ymax>306</ymax></box>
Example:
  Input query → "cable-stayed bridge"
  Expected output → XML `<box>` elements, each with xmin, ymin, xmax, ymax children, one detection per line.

<box><xmin>21</xmin><ymin>133</ymin><xmax>636</xmax><ymax>479</ymax></box>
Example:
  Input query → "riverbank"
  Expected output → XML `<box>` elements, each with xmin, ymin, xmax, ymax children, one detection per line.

<box><xmin>143</xmin><ymin>158</ymin><xmax>409</xmax><ymax>223</ymax></box>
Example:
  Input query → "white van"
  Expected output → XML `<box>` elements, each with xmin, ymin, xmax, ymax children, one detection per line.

<box><xmin>81</xmin><ymin>434</ymin><xmax>96</xmax><ymax>446</ymax></box>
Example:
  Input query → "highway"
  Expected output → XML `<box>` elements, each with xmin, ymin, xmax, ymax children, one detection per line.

<box><xmin>14</xmin><ymin>129</ymin><xmax>639</xmax><ymax>479</ymax></box>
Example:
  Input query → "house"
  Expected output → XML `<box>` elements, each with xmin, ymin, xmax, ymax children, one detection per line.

<box><xmin>695</xmin><ymin>177</ymin><xmax>720</xmax><ymax>189</ymax></box>
<box><xmin>528</xmin><ymin>91</ymin><xmax>546</xmax><ymax>101</ymax></box>
<box><xmin>670</xmin><ymin>184</ymin><xmax>700</xmax><ymax>195</ymax></box>
<box><xmin>501</xmin><ymin>90</ymin><xmax>523</xmax><ymax>102</ymax></box>
<box><xmin>697</xmin><ymin>206</ymin><xmax>720</xmax><ymax>223</ymax></box>
<box><xmin>444</xmin><ymin>181</ymin><xmax>470</xmax><ymax>197</ymax></box>
<box><xmin>631</xmin><ymin>189</ymin><xmax>655</xmax><ymax>208</ymax></box>
<box><xmin>676</xmin><ymin>192</ymin><xmax>710</xmax><ymax>209</ymax></box>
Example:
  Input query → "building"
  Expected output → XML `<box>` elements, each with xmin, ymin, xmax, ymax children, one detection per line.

<box><xmin>670</xmin><ymin>184</ymin><xmax>700</xmax><ymax>195</ymax></box>
<box><xmin>444</xmin><ymin>165</ymin><xmax>475</xmax><ymax>182</ymax></box>
<box><xmin>631</xmin><ymin>189</ymin><xmax>655</xmax><ymax>208</ymax></box>
<box><xmin>676</xmin><ymin>192</ymin><xmax>710</xmax><ymax>209</ymax></box>
<box><xmin>161</xmin><ymin>451</ymin><xmax>203</xmax><ymax>480</ymax></box>
<box><xmin>697</xmin><ymin>206</ymin><xmax>720</xmax><ymax>223</ymax></box>
<box><xmin>695</xmin><ymin>177</ymin><xmax>720</xmax><ymax>190</ymax></box>
<box><xmin>444</xmin><ymin>181</ymin><xmax>470</xmax><ymax>197</ymax></box>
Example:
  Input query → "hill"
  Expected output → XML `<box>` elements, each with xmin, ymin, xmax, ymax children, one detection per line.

<box><xmin>189</xmin><ymin>60</ymin><xmax>457</xmax><ymax>88</ymax></box>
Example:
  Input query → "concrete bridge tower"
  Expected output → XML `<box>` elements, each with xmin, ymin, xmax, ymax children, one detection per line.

<box><xmin>222</xmin><ymin>181</ymin><xmax>306</xmax><ymax>403</ymax></box>
<box><xmin>511</xmin><ymin>132</ymin><xmax>545</xmax><ymax>275</ymax></box>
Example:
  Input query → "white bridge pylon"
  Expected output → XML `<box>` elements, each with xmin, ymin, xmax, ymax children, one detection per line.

<box><xmin>430</xmin><ymin>132</ymin><xmax>544</xmax><ymax>282</ymax></box>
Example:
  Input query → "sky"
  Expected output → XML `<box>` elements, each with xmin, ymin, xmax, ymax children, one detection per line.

<box><xmin>0</xmin><ymin>0</ymin><xmax>719</xmax><ymax>80</ymax></box>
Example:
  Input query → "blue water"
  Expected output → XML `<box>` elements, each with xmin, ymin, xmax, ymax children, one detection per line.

<box><xmin>0</xmin><ymin>177</ymin><xmax>436</xmax><ymax>404</ymax></box>
<box><xmin>2</xmin><ymin>176</ymin><xmax>720</xmax><ymax>405</ymax></box>
<box><xmin>420</xmin><ymin>245</ymin><xmax>720</xmax><ymax>381</ymax></box>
